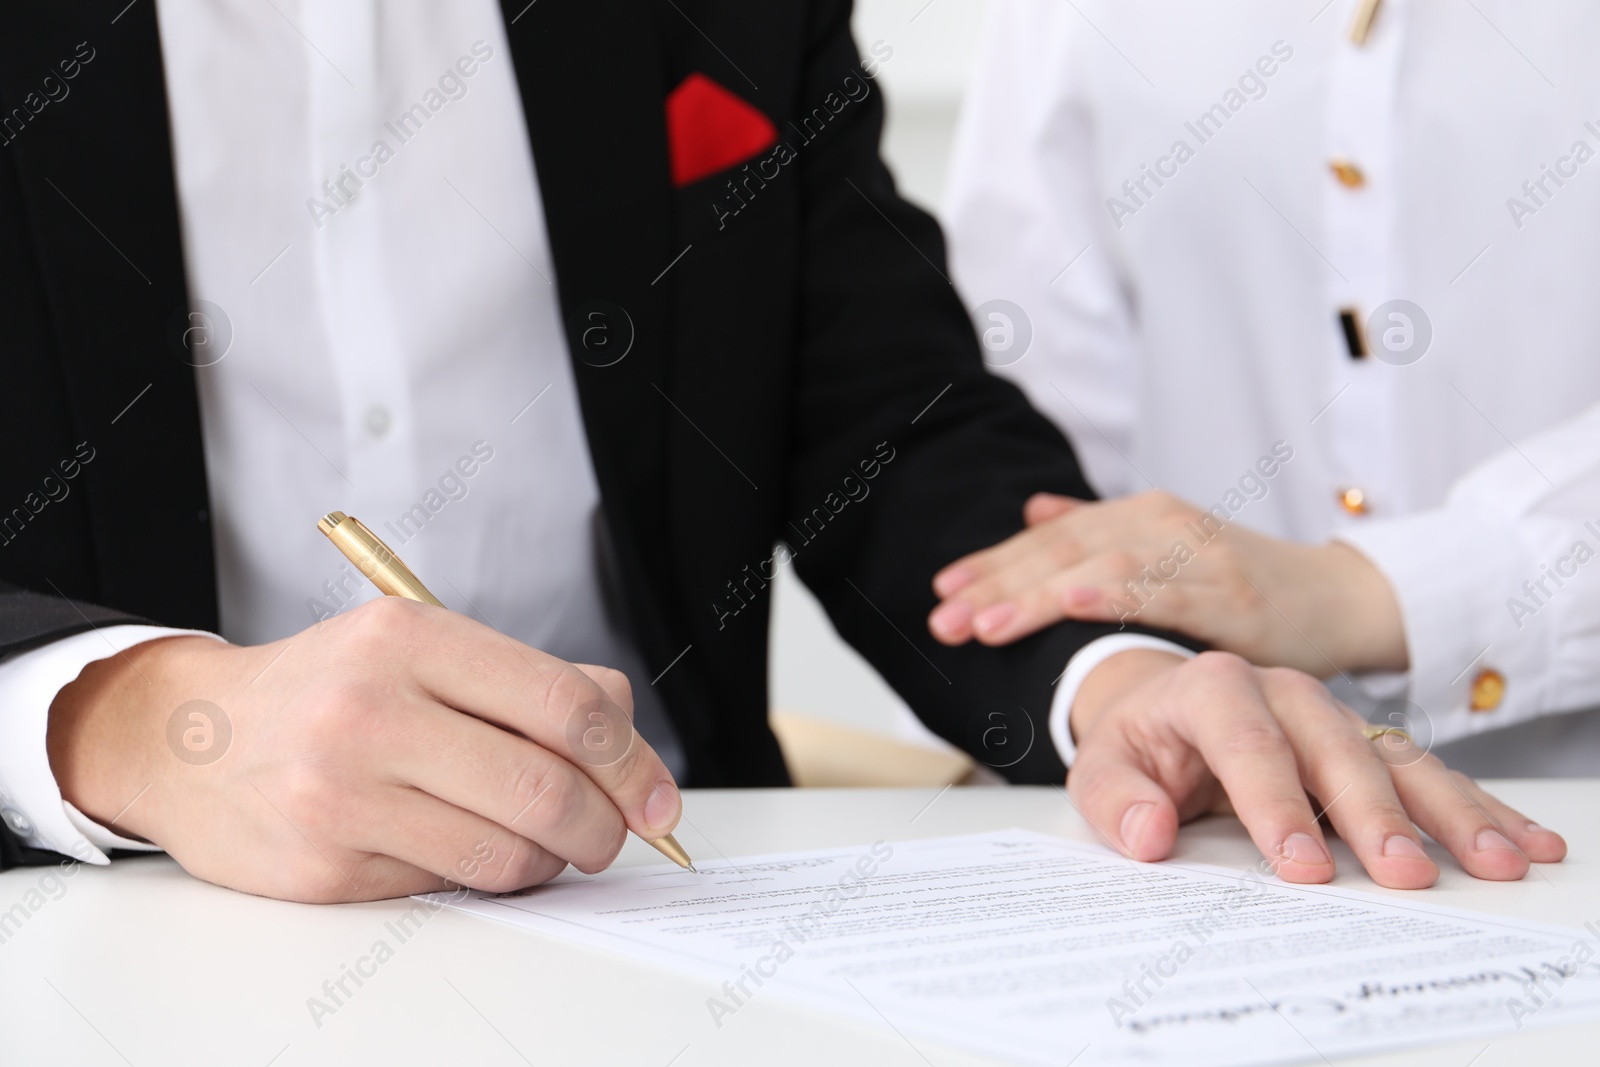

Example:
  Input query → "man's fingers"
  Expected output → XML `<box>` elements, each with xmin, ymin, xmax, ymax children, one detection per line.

<box><xmin>1066</xmin><ymin>646</ymin><xmax>1568</xmax><ymax>893</ymax></box>
<box><xmin>1180</xmin><ymin>655</ymin><xmax>1334</xmax><ymax>883</ymax></box>
<box><xmin>293</xmin><ymin>854</ymin><xmax>446</xmax><ymax>905</ymax></box>
<box><xmin>351</xmin><ymin>785</ymin><xmax>569</xmax><ymax>893</ymax></box>
<box><xmin>1067</xmin><ymin>733</ymin><xmax>1182</xmax><ymax>862</ymax></box>
<box><xmin>1259</xmin><ymin>672</ymin><xmax>1439</xmax><ymax>889</ymax></box>
<box><xmin>539</xmin><ymin>674</ymin><xmax>683</xmax><ymax>838</ymax></box>
<box><xmin>1391</xmin><ymin>762</ymin><xmax>1527</xmax><ymax>881</ymax></box>
<box><xmin>1450</xmin><ymin>774</ymin><xmax>1567</xmax><ymax>864</ymax></box>
<box><xmin>572</xmin><ymin>663</ymin><xmax>636</xmax><ymax>716</ymax></box>
<box><xmin>341</xmin><ymin>598</ymin><xmax>682</xmax><ymax>839</ymax></box>
<box><xmin>394</xmin><ymin>700</ymin><xmax>630</xmax><ymax>873</ymax></box>
<box><xmin>1386</xmin><ymin>757</ymin><xmax>1565</xmax><ymax>881</ymax></box>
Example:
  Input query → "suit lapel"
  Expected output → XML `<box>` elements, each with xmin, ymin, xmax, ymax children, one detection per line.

<box><xmin>0</xmin><ymin>2</ymin><xmax>216</xmax><ymax>629</ymax></box>
<box><xmin>499</xmin><ymin>0</ymin><xmax>687</xmax><ymax>664</ymax></box>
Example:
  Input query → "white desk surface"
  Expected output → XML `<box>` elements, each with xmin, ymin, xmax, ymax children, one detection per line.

<box><xmin>2</xmin><ymin>781</ymin><xmax>1594</xmax><ymax>1067</ymax></box>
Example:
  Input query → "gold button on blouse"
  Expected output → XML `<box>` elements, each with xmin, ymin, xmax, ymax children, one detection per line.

<box><xmin>1338</xmin><ymin>487</ymin><xmax>1370</xmax><ymax>515</ymax></box>
<box><xmin>1470</xmin><ymin>669</ymin><xmax>1506</xmax><ymax>712</ymax></box>
<box><xmin>1330</xmin><ymin>158</ymin><xmax>1366</xmax><ymax>188</ymax></box>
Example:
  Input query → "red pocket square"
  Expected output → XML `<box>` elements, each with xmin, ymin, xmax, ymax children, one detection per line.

<box><xmin>665</xmin><ymin>73</ymin><xmax>778</xmax><ymax>188</ymax></box>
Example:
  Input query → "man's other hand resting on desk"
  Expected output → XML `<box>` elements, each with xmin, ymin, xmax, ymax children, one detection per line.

<box><xmin>44</xmin><ymin>598</ymin><xmax>682</xmax><ymax>904</ymax></box>
<box><xmin>1064</xmin><ymin>648</ymin><xmax>1567</xmax><ymax>890</ymax></box>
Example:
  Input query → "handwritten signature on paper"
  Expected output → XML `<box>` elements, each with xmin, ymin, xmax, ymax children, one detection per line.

<box><xmin>1121</xmin><ymin>961</ymin><xmax>1600</xmax><ymax>1036</ymax></box>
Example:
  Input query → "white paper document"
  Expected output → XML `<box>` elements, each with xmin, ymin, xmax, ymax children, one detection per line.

<box><xmin>422</xmin><ymin>831</ymin><xmax>1600</xmax><ymax>1065</ymax></box>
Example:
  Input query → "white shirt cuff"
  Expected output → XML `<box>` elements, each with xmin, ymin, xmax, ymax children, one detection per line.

<box><xmin>1334</xmin><ymin>506</ymin><xmax>1549</xmax><ymax>745</ymax></box>
<box><xmin>0</xmin><ymin>624</ymin><xmax>220</xmax><ymax>864</ymax></box>
<box><xmin>1049</xmin><ymin>634</ymin><xmax>1196</xmax><ymax>769</ymax></box>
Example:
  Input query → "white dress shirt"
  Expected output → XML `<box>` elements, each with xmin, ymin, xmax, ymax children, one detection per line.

<box><xmin>946</xmin><ymin>0</ymin><xmax>1600</xmax><ymax>775</ymax></box>
<box><xmin>0</xmin><ymin>0</ymin><xmax>681</xmax><ymax>864</ymax></box>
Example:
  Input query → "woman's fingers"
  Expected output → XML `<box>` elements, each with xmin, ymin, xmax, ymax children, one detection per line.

<box><xmin>930</xmin><ymin>534</ymin><xmax>1159</xmax><ymax>644</ymax></box>
<box><xmin>930</xmin><ymin>532</ymin><xmax>1090</xmax><ymax>638</ymax></box>
<box><xmin>931</xmin><ymin>496</ymin><xmax>1144</xmax><ymax>604</ymax></box>
<box><xmin>1023</xmin><ymin>492</ymin><xmax>1082</xmax><ymax>526</ymax></box>
<box><xmin>939</xmin><ymin>553</ymin><xmax>1138</xmax><ymax>646</ymax></box>
<box><xmin>930</xmin><ymin>495</ymin><xmax>1196</xmax><ymax>645</ymax></box>
<box><xmin>932</xmin><ymin>495</ymin><xmax>1087</xmax><ymax>600</ymax></box>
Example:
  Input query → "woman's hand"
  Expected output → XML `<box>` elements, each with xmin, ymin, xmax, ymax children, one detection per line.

<box><xmin>928</xmin><ymin>490</ymin><xmax>1408</xmax><ymax>677</ymax></box>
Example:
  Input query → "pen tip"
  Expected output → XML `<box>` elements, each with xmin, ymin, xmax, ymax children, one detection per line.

<box><xmin>687</xmin><ymin>863</ymin><xmax>699</xmax><ymax>874</ymax></box>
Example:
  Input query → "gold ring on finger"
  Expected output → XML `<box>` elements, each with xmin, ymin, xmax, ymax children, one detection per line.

<box><xmin>1362</xmin><ymin>724</ymin><xmax>1414</xmax><ymax>746</ymax></box>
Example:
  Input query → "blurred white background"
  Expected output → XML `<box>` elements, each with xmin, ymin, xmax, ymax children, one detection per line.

<box><xmin>768</xmin><ymin>0</ymin><xmax>991</xmax><ymax>738</ymax></box>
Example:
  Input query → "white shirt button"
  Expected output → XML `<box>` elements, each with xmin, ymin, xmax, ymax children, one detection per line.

<box><xmin>363</xmin><ymin>404</ymin><xmax>392</xmax><ymax>438</ymax></box>
<box><xmin>2</xmin><ymin>806</ymin><xmax>35</xmax><ymax>837</ymax></box>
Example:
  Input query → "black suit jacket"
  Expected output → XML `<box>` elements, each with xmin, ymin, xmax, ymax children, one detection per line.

<box><xmin>0</xmin><ymin>0</ymin><xmax>1188</xmax><ymax>870</ymax></box>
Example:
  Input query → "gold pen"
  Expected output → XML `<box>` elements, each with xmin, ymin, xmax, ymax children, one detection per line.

<box><xmin>1348</xmin><ymin>0</ymin><xmax>1382</xmax><ymax>45</ymax></box>
<box><xmin>317</xmin><ymin>510</ymin><xmax>698</xmax><ymax>873</ymax></box>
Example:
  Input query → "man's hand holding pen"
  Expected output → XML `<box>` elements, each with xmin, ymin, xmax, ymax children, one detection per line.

<box><xmin>45</xmin><ymin>597</ymin><xmax>686</xmax><ymax>902</ymax></box>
